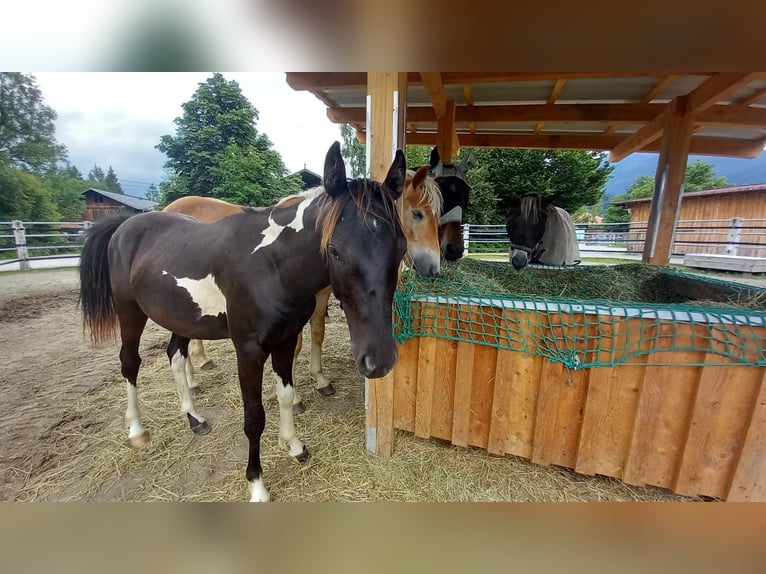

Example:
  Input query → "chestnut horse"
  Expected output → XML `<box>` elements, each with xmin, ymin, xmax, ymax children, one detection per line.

<box><xmin>80</xmin><ymin>142</ymin><xmax>406</xmax><ymax>501</ymax></box>
<box><xmin>163</xmin><ymin>165</ymin><xmax>442</xmax><ymax>406</ymax></box>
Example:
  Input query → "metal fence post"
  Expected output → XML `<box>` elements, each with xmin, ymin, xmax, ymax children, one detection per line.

<box><xmin>12</xmin><ymin>220</ymin><xmax>30</xmax><ymax>271</ymax></box>
<box><xmin>462</xmin><ymin>223</ymin><xmax>470</xmax><ymax>256</ymax></box>
<box><xmin>725</xmin><ymin>217</ymin><xmax>743</xmax><ymax>256</ymax></box>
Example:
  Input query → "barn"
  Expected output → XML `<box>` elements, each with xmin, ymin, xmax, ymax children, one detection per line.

<box><xmin>289</xmin><ymin>72</ymin><xmax>766</xmax><ymax>501</ymax></box>
<box><xmin>82</xmin><ymin>188</ymin><xmax>158</xmax><ymax>221</ymax></box>
<box><xmin>613</xmin><ymin>183</ymin><xmax>766</xmax><ymax>260</ymax></box>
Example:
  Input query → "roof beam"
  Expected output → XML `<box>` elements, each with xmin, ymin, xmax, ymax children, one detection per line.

<box><xmin>609</xmin><ymin>73</ymin><xmax>759</xmax><ymax>162</ymax></box>
<box><xmin>419</xmin><ymin>72</ymin><xmax>447</xmax><ymax>118</ymax></box>
<box><xmin>391</xmin><ymin>132</ymin><xmax>765</xmax><ymax>158</ymax></box>
<box><xmin>535</xmin><ymin>79</ymin><xmax>567</xmax><ymax>134</ymax></box>
<box><xmin>738</xmin><ymin>85</ymin><xmax>766</xmax><ymax>107</ymax></box>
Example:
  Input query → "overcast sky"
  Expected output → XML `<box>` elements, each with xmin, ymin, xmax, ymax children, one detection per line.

<box><xmin>33</xmin><ymin>73</ymin><xmax>342</xmax><ymax>197</ymax></box>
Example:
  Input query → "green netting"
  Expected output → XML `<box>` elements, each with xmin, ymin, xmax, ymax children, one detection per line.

<box><xmin>393</xmin><ymin>260</ymin><xmax>766</xmax><ymax>369</ymax></box>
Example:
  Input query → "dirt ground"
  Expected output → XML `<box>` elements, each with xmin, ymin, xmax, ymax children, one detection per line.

<box><xmin>0</xmin><ymin>268</ymin><xmax>690</xmax><ymax>501</ymax></box>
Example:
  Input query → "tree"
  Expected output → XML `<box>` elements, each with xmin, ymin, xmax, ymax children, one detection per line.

<box><xmin>157</xmin><ymin>73</ymin><xmax>259</xmax><ymax>197</ymax></box>
<box><xmin>0</xmin><ymin>165</ymin><xmax>60</xmax><ymax>221</ymax></box>
<box><xmin>466</xmin><ymin>148</ymin><xmax>613</xmax><ymax>221</ymax></box>
<box><xmin>104</xmin><ymin>166</ymin><xmax>123</xmax><ymax>193</ymax></box>
<box><xmin>405</xmin><ymin>145</ymin><xmax>431</xmax><ymax>169</ymax></box>
<box><xmin>340</xmin><ymin>124</ymin><xmax>366</xmax><ymax>177</ymax></box>
<box><xmin>0</xmin><ymin>73</ymin><xmax>67</xmax><ymax>173</ymax></box>
<box><xmin>145</xmin><ymin>183</ymin><xmax>160</xmax><ymax>202</ymax></box>
<box><xmin>604</xmin><ymin>159</ymin><xmax>731</xmax><ymax>223</ymax></box>
<box><xmin>464</xmin><ymin>164</ymin><xmax>498</xmax><ymax>224</ymax></box>
<box><xmin>43</xmin><ymin>168</ymin><xmax>86</xmax><ymax>220</ymax></box>
<box><xmin>88</xmin><ymin>165</ymin><xmax>106</xmax><ymax>183</ymax></box>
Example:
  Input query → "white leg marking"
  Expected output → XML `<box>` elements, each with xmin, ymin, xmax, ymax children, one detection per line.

<box><xmin>170</xmin><ymin>351</ymin><xmax>205</xmax><ymax>423</ymax></box>
<box><xmin>189</xmin><ymin>339</ymin><xmax>212</xmax><ymax>370</ymax></box>
<box><xmin>249</xmin><ymin>477</ymin><xmax>270</xmax><ymax>502</ymax></box>
<box><xmin>184</xmin><ymin>354</ymin><xmax>197</xmax><ymax>392</ymax></box>
<box><xmin>274</xmin><ymin>375</ymin><xmax>305</xmax><ymax>457</ymax></box>
<box><xmin>310</xmin><ymin>341</ymin><xmax>331</xmax><ymax>390</ymax></box>
<box><xmin>125</xmin><ymin>380</ymin><xmax>146</xmax><ymax>440</ymax></box>
<box><xmin>163</xmin><ymin>272</ymin><xmax>227</xmax><ymax>318</ymax></box>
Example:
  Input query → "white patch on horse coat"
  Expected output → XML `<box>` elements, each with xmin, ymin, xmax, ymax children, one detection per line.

<box><xmin>164</xmin><ymin>271</ymin><xmax>227</xmax><ymax>318</ymax></box>
<box><xmin>439</xmin><ymin>205</ymin><xmax>462</xmax><ymax>225</ymax></box>
<box><xmin>537</xmin><ymin>206</ymin><xmax>581</xmax><ymax>266</ymax></box>
<box><xmin>252</xmin><ymin>190</ymin><xmax>322</xmax><ymax>252</ymax></box>
<box><xmin>274</xmin><ymin>375</ymin><xmax>305</xmax><ymax>457</ymax></box>
<box><xmin>249</xmin><ymin>478</ymin><xmax>270</xmax><ymax>502</ymax></box>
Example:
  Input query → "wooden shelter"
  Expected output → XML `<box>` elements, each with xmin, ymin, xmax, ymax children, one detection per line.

<box><xmin>287</xmin><ymin>72</ymin><xmax>766</xmax><ymax>265</ymax></box>
<box><xmin>82</xmin><ymin>188</ymin><xmax>157</xmax><ymax>221</ymax></box>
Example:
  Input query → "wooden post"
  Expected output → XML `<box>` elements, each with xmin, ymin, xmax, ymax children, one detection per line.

<box><xmin>725</xmin><ymin>217</ymin><xmax>743</xmax><ymax>256</ymax></box>
<box><xmin>366</xmin><ymin>72</ymin><xmax>407</xmax><ymax>179</ymax></box>
<box><xmin>437</xmin><ymin>99</ymin><xmax>457</xmax><ymax>164</ymax></box>
<box><xmin>642</xmin><ymin>97</ymin><xmax>693</xmax><ymax>265</ymax></box>
<box><xmin>12</xmin><ymin>220</ymin><xmax>30</xmax><ymax>271</ymax></box>
<box><xmin>365</xmin><ymin>72</ymin><xmax>407</xmax><ymax>456</ymax></box>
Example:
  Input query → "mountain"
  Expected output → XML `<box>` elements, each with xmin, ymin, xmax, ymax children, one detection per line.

<box><xmin>604</xmin><ymin>151</ymin><xmax>766</xmax><ymax>205</ymax></box>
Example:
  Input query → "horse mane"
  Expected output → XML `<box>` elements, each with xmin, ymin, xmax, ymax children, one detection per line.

<box><xmin>520</xmin><ymin>194</ymin><xmax>543</xmax><ymax>224</ymax></box>
<box><xmin>316</xmin><ymin>179</ymin><xmax>400</xmax><ymax>253</ymax></box>
<box><xmin>406</xmin><ymin>169</ymin><xmax>443</xmax><ymax>215</ymax></box>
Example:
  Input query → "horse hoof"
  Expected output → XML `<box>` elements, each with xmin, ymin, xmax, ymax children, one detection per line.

<box><xmin>128</xmin><ymin>431</ymin><xmax>150</xmax><ymax>448</ymax></box>
<box><xmin>188</xmin><ymin>414</ymin><xmax>211</xmax><ymax>435</ymax></box>
<box><xmin>189</xmin><ymin>386</ymin><xmax>201</xmax><ymax>397</ymax></box>
<box><xmin>200</xmin><ymin>360</ymin><xmax>215</xmax><ymax>371</ymax></box>
<box><xmin>289</xmin><ymin>446</ymin><xmax>310</xmax><ymax>464</ymax></box>
<box><xmin>317</xmin><ymin>384</ymin><xmax>336</xmax><ymax>397</ymax></box>
<box><xmin>292</xmin><ymin>401</ymin><xmax>306</xmax><ymax>416</ymax></box>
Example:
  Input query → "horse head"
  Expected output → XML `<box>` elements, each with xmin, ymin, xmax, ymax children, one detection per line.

<box><xmin>435</xmin><ymin>176</ymin><xmax>470</xmax><ymax>261</ymax></box>
<box><xmin>428</xmin><ymin>147</ymin><xmax>477</xmax><ymax>179</ymax></box>
<box><xmin>320</xmin><ymin>142</ymin><xmax>407</xmax><ymax>378</ymax></box>
<box><xmin>399</xmin><ymin>166</ymin><xmax>442</xmax><ymax>277</ymax></box>
<box><xmin>505</xmin><ymin>193</ymin><xmax>552</xmax><ymax>270</ymax></box>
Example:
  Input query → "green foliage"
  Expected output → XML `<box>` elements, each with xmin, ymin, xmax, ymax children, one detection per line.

<box><xmin>340</xmin><ymin>124</ymin><xmax>366</xmax><ymax>177</ymax></box>
<box><xmin>405</xmin><ymin>145</ymin><xmax>431</xmax><ymax>169</ymax></box>
<box><xmin>210</xmin><ymin>141</ymin><xmax>301</xmax><ymax>206</ymax></box>
<box><xmin>157</xmin><ymin>73</ymin><xmax>259</xmax><ymax>197</ymax></box>
<box><xmin>43</xmin><ymin>168</ymin><xmax>87</xmax><ymax>220</ymax></box>
<box><xmin>104</xmin><ymin>166</ymin><xmax>123</xmax><ymax>193</ymax></box>
<box><xmin>464</xmin><ymin>164</ymin><xmax>498</xmax><ymax>224</ymax></box>
<box><xmin>145</xmin><ymin>183</ymin><xmax>160</xmax><ymax>202</ymax></box>
<box><xmin>0</xmin><ymin>73</ymin><xmax>67</xmax><ymax>173</ymax></box>
<box><xmin>684</xmin><ymin>159</ymin><xmax>729</xmax><ymax>191</ymax></box>
<box><xmin>0</xmin><ymin>164</ymin><xmax>60</xmax><ymax>221</ymax></box>
<box><xmin>87</xmin><ymin>165</ymin><xmax>106</xmax><ymax>182</ymax></box>
<box><xmin>156</xmin><ymin>73</ymin><xmax>293</xmax><ymax>206</ymax></box>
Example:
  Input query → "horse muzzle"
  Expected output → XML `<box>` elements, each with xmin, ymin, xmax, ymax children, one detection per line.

<box><xmin>410</xmin><ymin>248</ymin><xmax>441</xmax><ymax>277</ymax></box>
<box><xmin>511</xmin><ymin>248</ymin><xmax>529</xmax><ymax>270</ymax></box>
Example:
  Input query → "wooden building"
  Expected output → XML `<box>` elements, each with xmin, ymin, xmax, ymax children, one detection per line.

<box><xmin>613</xmin><ymin>183</ymin><xmax>766</xmax><ymax>257</ymax></box>
<box><xmin>290</xmin><ymin>167</ymin><xmax>322</xmax><ymax>190</ymax></box>
<box><xmin>82</xmin><ymin>188</ymin><xmax>158</xmax><ymax>221</ymax></box>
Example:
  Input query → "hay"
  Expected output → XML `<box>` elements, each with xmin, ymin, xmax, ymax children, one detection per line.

<box><xmin>14</xmin><ymin>298</ymin><xmax>690</xmax><ymax>502</ymax></box>
<box><xmin>399</xmin><ymin>259</ymin><xmax>766</xmax><ymax>310</ymax></box>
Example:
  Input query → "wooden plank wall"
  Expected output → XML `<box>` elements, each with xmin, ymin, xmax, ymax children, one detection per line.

<box><xmin>626</xmin><ymin>191</ymin><xmax>766</xmax><ymax>256</ymax></box>
<box><xmin>386</xmin><ymin>306</ymin><xmax>766</xmax><ymax>501</ymax></box>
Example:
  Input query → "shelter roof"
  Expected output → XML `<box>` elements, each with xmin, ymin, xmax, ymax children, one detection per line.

<box><xmin>612</xmin><ymin>183</ymin><xmax>766</xmax><ymax>206</ymax></box>
<box><xmin>84</xmin><ymin>188</ymin><xmax>157</xmax><ymax>211</ymax></box>
<box><xmin>286</xmin><ymin>73</ymin><xmax>766</xmax><ymax>161</ymax></box>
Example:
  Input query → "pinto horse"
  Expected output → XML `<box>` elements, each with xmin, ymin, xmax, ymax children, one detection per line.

<box><xmin>505</xmin><ymin>193</ymin><xmax>581</xmax><ymax>270</ymax></box>
<box><xmin>79</xmin><ymin>142</ymin><xmax>407</xmax><ymax>501</ymax></box>
<box><xmin>163</xmin><ymin>165</ymin><xmax>441</xmax><ymax>406</ymax></box>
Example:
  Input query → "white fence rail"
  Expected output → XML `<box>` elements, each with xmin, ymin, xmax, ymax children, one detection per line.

<box><xmin>3</xmin><ymin>218</ymin><xmax>766</xmax><ymax>271</ymax></box>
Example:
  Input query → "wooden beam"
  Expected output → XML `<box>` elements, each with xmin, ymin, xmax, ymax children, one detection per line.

<box><xmin>438</xmin><ymin>100</ymin><xmax>457</xmax><ymax>163</ymax></box>
<box><xmin>643</xmin><ymin>97</ymin><xmax>694</xmax><ymax>265</ymax></box>
<box><xmin>464</xmin><ymin>83</ymin><xmax>475</xmax><ymax>134</ymax></box>
<box><xmin>329</xmin><ymin>102</ymin><xmax>766</xmax><ymax>129</ymax></box>
<box><xmin>609</xmin><ymin>108</ymin><xmax>670</xmax><ymax>161</ymax></box>
<box><xmin>686</xmin><ymin>72</ymin><xmax>759</xmax><ymax>114</ymax></box>
<box><xmin>367</xmin><ymin>72</ymin><xmax>407</xmax><ymax>180</ymax></box>
<box><xmin>640</xmin><ymin>75</ymin><xmax>678</xmax><ymax>104</ymax></box>
<box><xmin>535</xmin><ymin>79</ymin><xmax>567</xmax><ymax>135</ymax></box>
<box><xmin>396</xmin><ymin>131</ymin><xmax>764</xmax><ymax>158</ymax></box>
<box><xmin>738</xmin><ymin>85</ymin><xmax>766</xmax><ymax>107</ymax></box>
<box><xmin>419</xmin><ymin>72</ymin><xmax>447</xmax><ymax>118</ymax></box>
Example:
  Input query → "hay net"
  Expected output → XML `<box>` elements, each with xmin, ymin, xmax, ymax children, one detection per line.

<box><xmin>393</xmin><ymin>260</ymin><xmax>766</xmax><ymax>369</ymax></box>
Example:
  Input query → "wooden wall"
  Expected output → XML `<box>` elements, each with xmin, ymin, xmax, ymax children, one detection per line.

<box><xmin>370</xmin><ymin>303</ymin><xmax>766</xmax><ymax>501</ymax></box>
<box><xmin>625</xmin><ymin>190</ymin><xmax>766</xmax><ymax>256</ymax></box>
<box><xmin>82</xmin><ymin>191</ymin><xmax>140</xmax><ymax>221</ymax></box>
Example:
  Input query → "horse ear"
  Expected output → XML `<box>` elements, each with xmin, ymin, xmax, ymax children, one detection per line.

<box><xmin>324</xmin><ymin>141</ymin><xmax>349</xmax><ymax>197</ymax></box>
<box><xmin>383</xmin><ymin>150</ymin><xmax>406</xmax><ymax>199</ymax></box>
<box><xmin>541</xmin><ymin>195</ymin><xmax>556</xmax><ymax>209</ymax></box>
<box><xmin>429</xmin><ymin>147</ymin><xmax>440</xmax><ymax>169</ymax></box>
<box><xmin>412</xmin><ymin>165</ymin><xmax>429</xmax><ymax>190</ymax></box>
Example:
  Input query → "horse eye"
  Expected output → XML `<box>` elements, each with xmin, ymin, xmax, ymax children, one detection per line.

<box><xmin>328</xmin><ymin>245</ymin><xmax>342</xmax><ymax>261</ymax></box>
<box><xmin>412</xmin><ymin>210</ymin><xmax>424</xmax><ymax>221</ymax></box>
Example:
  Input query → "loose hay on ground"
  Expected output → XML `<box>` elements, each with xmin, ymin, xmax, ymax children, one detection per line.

<box><xmin>15</xmin><ymin>297</ymin><xmax>689</xmax><ymax>502</ymax></box>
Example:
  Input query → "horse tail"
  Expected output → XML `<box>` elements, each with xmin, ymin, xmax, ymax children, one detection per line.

<box><xmin>79</xmin><ymin>214</ymin><xmax>131</xmax><ymax>344</ymax></box>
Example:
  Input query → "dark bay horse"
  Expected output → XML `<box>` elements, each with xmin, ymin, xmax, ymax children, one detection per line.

<box><xmin>79</xmin><ymin>142</ymin><xmax>407</xmax><ymax>501</ymax></box>
<box><xmin>162</xmin><ymin>165</ymin><xmax>441</xmax><ymax>405</ymax></box>
<box><xmin>505</xmin><ymin>193</ymin><xmax>581</xmax><ymax>270</ymax></box>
